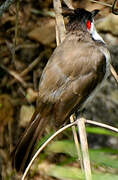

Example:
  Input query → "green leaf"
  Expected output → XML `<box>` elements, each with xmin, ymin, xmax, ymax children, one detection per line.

<box><xmin>66</xmin><ymin>126</ymin><xmax>118</xmax><ymax>137</ymax></box>
<box><xmin>90</xmin><ymin>149</ymin><xmax>118</xmax><ymax>169</ymax></box>
<box><xmin>86</xmin><ymin>127</ymin><xmax>118</xmax><ymax>137</ymax></box>
<box><xmin>93</xmin><ymin>173</ymin><xmax>118</xmax><ymax>180</ymax></box>
<box><xmin>45</xmin><ymin>164</ymin><xmax>118</xmax><ymax>180</ymax></box>
<box><xmin>46</xmin><ymin>140</ymin><xmax>118</xmax><ymax>168</ymax></box>
<box><xmin>46</xmin><ymin>140</ymin><xmax>77</xmax><ymax>157</ymax></box>
<box><xmin>47</xmin><ymin>165</ymin><xmax>84</xmax><ymax>180</ymax></box>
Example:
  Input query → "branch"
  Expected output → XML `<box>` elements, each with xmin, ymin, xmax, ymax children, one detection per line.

<box><xmin>89</xmin><ymin>0</ymin><xmax>112</xmax><ymax>7</ymax></box>
<box><xmin>0</xmin><ymin>64</ymin><xmax>27</xmax><ymax>88</ymax></box>
<box><xmin>7</xmin><ymin>50</ymin><xmax>48</xmax><ymax>87</ymax></box>
<box><xmin>0</xmin><ymin>0</ymin><xmax>16</xmax><ymax>17</ymax></box>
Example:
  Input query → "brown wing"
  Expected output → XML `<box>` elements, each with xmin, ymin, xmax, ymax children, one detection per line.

<box><xmin>38</xmin><ymin>34</ymin><xmax>106</xmax><ymax>125</ymax></box>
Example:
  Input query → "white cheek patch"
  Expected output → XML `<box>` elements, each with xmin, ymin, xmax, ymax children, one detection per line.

<box><xmin>90</xmin><ymin>22</ymin><xmax>105</xmax><ymax>43</ymax></box>
<box><xmin>90</xmin><ymin>22</ymin><xmax>94</xmax><ymax>33</ymax></box>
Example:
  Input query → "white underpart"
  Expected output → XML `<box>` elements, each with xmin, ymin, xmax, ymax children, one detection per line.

<box><xmin>90</xmin><ymin>21</ymin><xmax>104</xmax><ymax>43</ymax></box>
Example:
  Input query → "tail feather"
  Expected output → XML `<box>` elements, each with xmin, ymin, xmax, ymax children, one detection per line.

<box><xmin>12</xmin><ymin>111</ymin><xmax>49</xmax><ymax>172</ymax></box>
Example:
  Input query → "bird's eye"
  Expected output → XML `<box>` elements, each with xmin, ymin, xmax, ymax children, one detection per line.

<box><xmin>87</xmin><ymin>20</ymin><xmax>91</xmax><ymax>30</ymax></box>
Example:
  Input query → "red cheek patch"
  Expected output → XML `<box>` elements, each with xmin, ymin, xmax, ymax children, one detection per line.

<box><xmin>87</xmin><ymin>20</ymin><xmax>91</xmax><ymax>30</ymax></box>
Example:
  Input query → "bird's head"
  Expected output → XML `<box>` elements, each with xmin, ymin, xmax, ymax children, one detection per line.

<box><xmin>63</xmin><ymin>8</ymin><xmax>104</xmax><ymax>42</ymax></box>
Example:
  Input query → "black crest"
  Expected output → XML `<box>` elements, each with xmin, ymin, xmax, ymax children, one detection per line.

<box><xmin>62</xmin><ymin>8</ymin><xmax>99</xmax><ymax>23</ymax></box>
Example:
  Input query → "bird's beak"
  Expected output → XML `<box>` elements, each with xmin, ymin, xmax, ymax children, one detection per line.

<box><xmin>91</xmin><ymin>9</ymin><xmax>100</xmax><ymax>17</ymax></box>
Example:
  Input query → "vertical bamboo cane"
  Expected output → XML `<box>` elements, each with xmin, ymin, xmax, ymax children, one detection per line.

<box><xmin>77</xmin><ymin>118</ymin><xmax>92</xmax><ymax>180</ymax></box>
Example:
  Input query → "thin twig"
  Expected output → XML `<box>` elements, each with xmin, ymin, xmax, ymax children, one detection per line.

<box><xmin>90</xmin><ymin>0</ymin><xmax>118</xmax><ymax>15</ymax></box>
<box><xmin>90</xmin><ymin>0</ymin><xmax>118</xmax><ymax>14</ymax></box>
<box><xmin>12</xmin><ymin>0</ymin><xmax>20</xmax><ymax>64</ymax></box>
<box><xmin>110</xmin><ymin>65</ymin><xmax>118</xmax><ymax>84</ymax></box>
<box><xmin>112</xmin><ymin>0</ymin><xmax>118</xmax><ymax>15</ymax></box>
<box><xmin>15</xmin><ymin>43</ymin><xmax>39</xmax><ymax>51</ymax></box>
<box><xmin>89</xmin><ymin>0</ymin><xmax>112</xmax><ymax>7</ymax></box>
<box><xmin>0</xmin><ymin>64</ymin><xmax>27</xmax><ymax>88</ymax></box>
<box><xmin>77</xmin><ymin>118</ymin><xmax>92</xmax><ymax>180</ymax></box>
<box><xmin>21</xmin><ymin>121</ymin><xmax>77</xmax><ymax>180</ymax></box>
<box><xmin>8</xmin><ymin>50</ymin><xmax>48</xmax><ymax>86</ymax></box>
<box><xmin>70</xmin><ymin>115</ymin><xmax>84</xmax><ymax>171</ymax></box>
<box><xmin>0</xmin><ymin>0</ymin><xmax>15</xmax><ymax>17</ymax></box>
<box><xmin>31</xmin><ymin>8</ymin><xmax>55</xmax><ymax>17</ymax></box>
<box><xmin>86</xmin><ymin>119</ymin><xmax>118</xmax><ymax>133</ymax></box>
<box><xmin>15</xmin><ymin>0</ymin><xmax>20</xmax><ymax>47</ymax></box>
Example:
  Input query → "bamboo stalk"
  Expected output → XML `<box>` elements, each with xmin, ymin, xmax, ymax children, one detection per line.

<box><xmin>53</xmin><ymin>0</ymin><xmax>66</xmax><ymax>44</ymax></box>
<box><xmin>70</xmin><ymin>115</ymin><xmax>84</xmax><ymax>171</ymax></box>
<box><xmin>77</xmin><ymin>118</ymin><xmax>92</xmax><ymax>180</ymax></box>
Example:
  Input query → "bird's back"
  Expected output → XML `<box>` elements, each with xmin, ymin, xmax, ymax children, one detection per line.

<box><xmin>38</xmin><ymin>31</ymin><xmax>108</xmax><ymax>126</ymax></box>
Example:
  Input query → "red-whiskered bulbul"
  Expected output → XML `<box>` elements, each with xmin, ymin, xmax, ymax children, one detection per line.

<box><xmin>12</xmin><ymin>8</ymin><xmax>111</xmax><ymax>172</ymax></box>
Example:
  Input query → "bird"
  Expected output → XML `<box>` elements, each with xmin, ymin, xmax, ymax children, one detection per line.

<box><xmin>12</xmin><ymin>8</ymin><xmax>110</xmax><ymax>172</ymax></box>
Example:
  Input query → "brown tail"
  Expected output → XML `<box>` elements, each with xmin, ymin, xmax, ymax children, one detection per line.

<box><xmin>12</xmin><ymin>110</ymin><xmax>49</xmax><ymax>172</ymax></box>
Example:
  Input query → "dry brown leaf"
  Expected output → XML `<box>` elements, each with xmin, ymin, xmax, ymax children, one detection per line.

<box><xmin>28</xmin><ymin>18</ymin><xmax>56</xmax><ymax>45</ymax></box>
